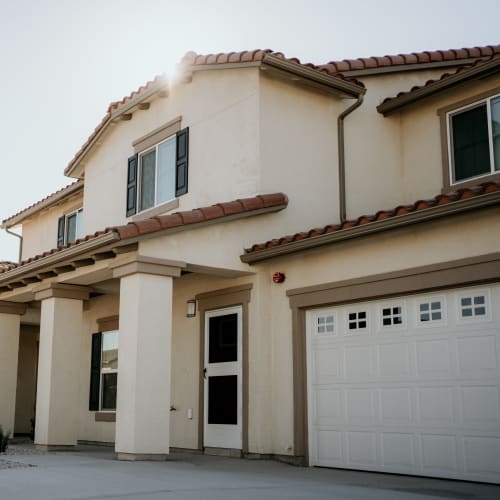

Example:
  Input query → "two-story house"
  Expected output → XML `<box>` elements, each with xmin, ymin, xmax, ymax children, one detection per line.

<box><xmin>1</xmin><ymin>44</ymin><xmax>499</xmax><ymax>483</ymax></box>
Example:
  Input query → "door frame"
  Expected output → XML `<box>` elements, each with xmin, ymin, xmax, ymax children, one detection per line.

<box><xmin>203</xmin><ymin>305</ymin><xmax>242</xmax><ymax>449</ymax></box>
<box><xmin>196</xmin><ymin>284</ymin><xmax>252</xmax><ymax>453</ymax></box>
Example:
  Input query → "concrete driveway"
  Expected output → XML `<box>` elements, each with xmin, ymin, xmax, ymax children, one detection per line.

<box><xmin>1</xmin><ymin>444</ymin><xmax>499</xmax><ymax>500</ymax></box>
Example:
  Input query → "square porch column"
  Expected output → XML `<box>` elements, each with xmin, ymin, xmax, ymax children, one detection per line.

<box><xmin>112</xmin><ymin>256</ymin><xmax>185</xmax><ymax>461</ymax></box>
<box><xmin>0</xmin><ymin>301</ymin><xmax>27</xmax><ymax>435</ymax></box>
<box><xmin>33</xmin><ymin>284</ymin><xmax>91</xmax><ymax>449</ymax></box>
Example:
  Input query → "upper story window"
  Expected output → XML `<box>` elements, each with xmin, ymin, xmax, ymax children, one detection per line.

<box><xmin>57</xmin><ymin>208</ymin><xmax>83</xmax><ymax>247</ymax></box>
<box><xmin>126</xmin><ymin>127</ymin><xmax>189</xmax><ymax>216</ymax></box>
<box><xmin>446</xmin><ymin>92</ymin><xmax>500</xmax><ymax>187</ymax></box>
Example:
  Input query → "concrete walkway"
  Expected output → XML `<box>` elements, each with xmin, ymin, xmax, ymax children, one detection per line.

<box><xmin>0</xmin><ymin>444</ymin><xmax>499</xmax><ymax>500</ymax></box>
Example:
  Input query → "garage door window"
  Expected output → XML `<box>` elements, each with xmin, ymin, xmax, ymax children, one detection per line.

<box><xmin>348</xmin><ymin>311</ymin><xmax>367</xmax><ymax>331</ymax></box>
<box><xmin>316</xmin><ymin>314</ymin><xmax>335</xmax><ymax>334</ymax></box>
<box><xmin>381</xmin><ymin>305</ymin><xmax>403</xmax><ymax>327</ymax></box>
<box><xmin>418</xmin><ymin>300</ymin><xmax>443</xmax><ymax>323</ymax></box>
<box><xmin>460</xmin><ymin>294</ymin><xmax>487</xmax><ymax>318</ymax></box>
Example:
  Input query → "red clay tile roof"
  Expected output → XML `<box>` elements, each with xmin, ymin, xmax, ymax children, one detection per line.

<box><xmin>0</xmin><ymin>193</ymin><xmax>288</xmax><ymax>274</ymax></box>
<box><xmin>244</xmin><ymin>182</ymin><xmax>500</xmax><ymax>257</ymax></box>
<box><xmin>378</xmin><ymin>55</ymin><xmax>500</xmax><ymax>115</ymax></box>
<box><xmin>180</xmin><ymin>49</ymin><xmax>364</xmax><ymax>86</ymax></box>
<box><xmin>1</xmin><ymin>180</ymin><xmax>84</xmax><ymax>228</ymax></box>
<box><xmin>320</xmin><ymin>44</ymin><xmax>500</xmax><ymax>74</ymax></box>
<box><xmin>64</xmin><ymin>75</ymin><xmax>167</xmax><ymax>177</ymax></box>
<box><xmin>0</xmin><ymin>262</ymin><xmax>15</xmax><ymax>271</ymax></box>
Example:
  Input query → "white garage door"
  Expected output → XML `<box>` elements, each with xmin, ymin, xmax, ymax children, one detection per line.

<box><xmin>307</xmin><ymin>284</ymin><xmax>500</xmax><ymax>483</ymax></box>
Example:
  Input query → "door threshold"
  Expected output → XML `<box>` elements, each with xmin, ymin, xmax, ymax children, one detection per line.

<box><xmin>204</xmin><ymin>447</ymin><xmax>242</xmax><ymax>458</ymax></box>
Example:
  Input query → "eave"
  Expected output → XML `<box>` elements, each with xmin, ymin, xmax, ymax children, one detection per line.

<box><xmin>377</xmin><ymin>56</ymin><xmax>500</xmax><ymax>116</ymax></box>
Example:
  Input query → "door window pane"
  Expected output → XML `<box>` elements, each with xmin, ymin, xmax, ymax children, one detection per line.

<box><xmin>208</xmin><ymin>375</ymin><xmax>237</xmax><ymax>425</ymax></box>
<box><xmin>140</xmin><ymin>150</ymin><xmax>156</xmax><ymax>210</ymax></box>
<box><xmin>157</xmin><ymin>136</ymin><xmax>176</xmax><ymax>204</ymax></box>
<box><xmin>209</xmin><ymin>314</ymin><xmax>238</xmax><ymax>363</ymax></box>
<box><xmin>451</xmin><ymin>104</ymin><xmax>490</xmax><ymax>181</ymax></box>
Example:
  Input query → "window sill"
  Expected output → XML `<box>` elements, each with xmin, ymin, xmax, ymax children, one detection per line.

<box><xmin>130</xmin><ymin>198</ymin><xmax>180</xmax><ymax>222</ymax></box>
<box><xmin>95</xmin><ymin>412</ymin><xmax>116</xmax><ymax>422</ymax></box>
<box><xmin>443</xmin><ymin>171</ymin><xmax>500</xmax><ymax>193</ymax></box>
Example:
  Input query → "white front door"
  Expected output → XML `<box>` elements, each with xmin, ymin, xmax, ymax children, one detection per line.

<box><xmin>203</xmin><ymin>306</ymin><xmax>242</xmax><ymax>449</ymax></box>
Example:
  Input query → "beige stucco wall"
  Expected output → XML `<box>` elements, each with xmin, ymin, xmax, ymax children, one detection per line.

<box><xmin>82</xmin><ymin>67</ymin><xmax>261</xmax><ymax>236</ymax></box>
<box><xmin>20</xmin><ymin>192</ymin><xmax>83</xmax><ymax>261</ymax></box>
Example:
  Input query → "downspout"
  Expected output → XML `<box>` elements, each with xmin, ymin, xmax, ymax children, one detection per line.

<box><xmin>4</xmin><ymin>227</ymin><xmax>23</xmax><ymax>263</ymax></box>
<box><xmin>338</xmin><ymin>91</ymin><xmax>365</xmax><ymax>222</ymax></box>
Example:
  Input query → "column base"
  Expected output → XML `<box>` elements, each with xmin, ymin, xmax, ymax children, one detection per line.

<box><xmin>117</xmin><ymin>452</ymin><xmax>169</xmax><ymax>461</ymax></box>
<box><xmin>35</xmin><ymin>444</ymin><xmax>76</xmax><ymax>452</ymax></box>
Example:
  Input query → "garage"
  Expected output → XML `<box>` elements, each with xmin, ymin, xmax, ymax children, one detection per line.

<box><xmin>306</xmin><ymin>284</ymin><xmax>500</xmax><ymax>483</ymax></box>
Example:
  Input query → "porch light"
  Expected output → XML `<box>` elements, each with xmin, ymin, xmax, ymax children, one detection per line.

<box><xmin>186</xmin><ymin>299</ymin><xmax>197</xmax><ymax>318</ymax></box>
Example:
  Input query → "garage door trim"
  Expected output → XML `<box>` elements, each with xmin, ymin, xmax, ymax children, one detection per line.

<box><xmin>288</xmin><ymin>252</ymin><xmax>500</xmax><ymax>464</ymax></box>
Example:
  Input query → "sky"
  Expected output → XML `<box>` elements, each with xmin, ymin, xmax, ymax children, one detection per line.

<box><xmin>0</xmin><ymin>0</ymin><xmax>499</xmax><ymax>262</ymax></box>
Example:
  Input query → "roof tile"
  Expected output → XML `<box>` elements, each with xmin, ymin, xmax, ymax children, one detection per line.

<box><xmin>0</xmin><ymin>193</ymin><xmax>287</xmax><ymax>275</ymax></box>
<box><xmin>245</xmin><ymin>182</ymin><xmax>500</xmax><ymax>255</ymax></box>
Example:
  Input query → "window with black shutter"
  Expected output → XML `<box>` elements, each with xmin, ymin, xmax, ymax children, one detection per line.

<box><xmin>127</xmin><ymin>127</ymin><xmax>189</xmax><ymax>216</ymax></box>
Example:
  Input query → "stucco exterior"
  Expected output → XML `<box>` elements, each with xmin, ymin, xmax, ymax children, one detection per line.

<box><xmin>1</xmin><ymin>46</ymin><xmax>500</xmax><ymax>479</ymax></box>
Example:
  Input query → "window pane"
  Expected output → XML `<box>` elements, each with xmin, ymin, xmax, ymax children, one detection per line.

<box><xmin>451</xmin><ymin>104</ymin><xmax>490</xmax><ymax>181</ymax></box>
<box><xmin>140</xmin><ymin>150</ymin><xmax>156</xmax><ymax>210</ymax></box>
<box><xmin>101</xmin><ymin>373</ymin><xmax>117</xmax><ymax>410</ymax></box>
<box><xmin>157</xmin><ymin>137</ymin><xmax>176</xmax><ymax>204</ymax></box>
<box><xmin>208</xmin><ymin>314</ymin><xmax>237</xmax><ymax>363</ymax></box>
<box><xmin>492</xmin><ymin>97</ymin><xmax>500</xmax><ymax>171</ymax></box>
<box><xmin>208</xmin><ymin>375</ymin><xmax>237</xmax><ymax>425</ymax></box>
<box><xmin>102</xmin><ymin>331</ymin><xmax>118</xmax><ymax>370</ymax></box>
<box><xmin>66</xmin><ymin>213</ymin><xmax>77</xmax><ymax>243</ymax></box>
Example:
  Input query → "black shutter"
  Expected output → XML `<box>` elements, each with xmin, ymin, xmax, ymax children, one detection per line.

<box><xmin>57</xmin><ymin>216</ymin><xmax>65</xmax><ymax>247</ymax></box>
<box><xmin>175</xmin><ymin>127</ymin><xmax>189</xmax><ymax>197</ymax></box>
<box><xmin>126</xmin><ymin>154</ymin><xmax>138</xmax><ymax>216</ymax></box>
<box><xmin>89</xmin><ymin>332</ymin><xmax>102</xmax><ymax>411</ymax></box>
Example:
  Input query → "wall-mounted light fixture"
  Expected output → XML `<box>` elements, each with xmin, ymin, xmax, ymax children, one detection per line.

<box><xmin>186</xmin><ymin>299</ymin><xmax>197</xmax><ymax>318</ymax></box>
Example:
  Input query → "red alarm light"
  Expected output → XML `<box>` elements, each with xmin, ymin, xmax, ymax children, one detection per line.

<box><xmin>272</xmin><ymin>272</ymin><xmax>285</xmax><ymax>283</ymax></box>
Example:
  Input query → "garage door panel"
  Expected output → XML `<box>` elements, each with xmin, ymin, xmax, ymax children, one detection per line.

<box><xmin>415</xmin><ymin>339</ymin><xmax>453</xmax><ymax>378</ymax></box>
<box><xmin>381</xmin><ymin>432</ymin><xmax>416</xmax><ymax>469</ymax></box>
<box><xmin>464</xmin><ymin>436</ymin><xmax>500</xmax><ymax>475</ymax></box>
<box><xmin>456</xmin><ymin>335</ymin><xmax>498</xmax><ymax>374</ymax></box>
<box><xmin>417</xmin><ymin>386</ymin><xmax>455</xmax><ymax>425</ymax></box>
<box><xmin>421</xmin><ymin>434</ymin><xmax>458</xmax><ymax>473</ymax></box>
<box><xmin>461</xmin><ymin>386</ymin><xmax>500</xmax><ymax>426</ymax></box>
<box><xmin>380</xmin><ymin>388</ymin><xmax>413</xmax><ymax>424</ymax></box>
<box><xmin>307</xmin><ymin>284</ymin><xmax>500</xmax><ymax>483</ymax></box>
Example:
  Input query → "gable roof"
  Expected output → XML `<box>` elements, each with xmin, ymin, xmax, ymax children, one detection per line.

<box><xmin>377</xmin><ymin>55</ymin><xmax>500</xmax><ymax>115</ymax></box>
<box><xmin>0</xmin><ymin>193</ymin><xmax>287</xmax><ymax>282</ymax></box>
<box><xmin>1</xmin><ymin>180</ymin><xmax>84</xmax><ymax>229</ymax></box>
<box><xmin>64</xmin><ymin>75</ymin><xmax>168</xmax><ymax>178</ymax></box>
<box><xmin>241</xmin><ymin>182</ymin><xmax>500</xmax><ymax>263</ymax></box>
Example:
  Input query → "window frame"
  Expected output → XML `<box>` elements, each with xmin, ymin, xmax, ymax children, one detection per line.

<box><xmin>137</xmin><ymin>134</ymin><xmax>177</xmax><ymax>212</ymax></box>
<box><xmin>439</xmin><ymin>86</ymin><xmax>500</xmax><ymax>192</ymax></box>
<box><xmin>57</xmin><ymin>207</ymin><xmax>83</xmax><ymax>247</ymax></box>
<box><xmin>99</xmin><ymin>330</ymin><xmax>119</xmax><ymax>412</ymax></box>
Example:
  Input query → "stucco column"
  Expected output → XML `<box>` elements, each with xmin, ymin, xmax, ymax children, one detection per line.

<box><xmin>0</xmin><ymin>301</ymin><xmax>27</xmax><ymax>435</ymax></box>
<box><xmin>33</xmin><ymin>284</ymin><xmax>91</xmax><ymax>449</ymax></box>
<box><xmin>112</xmin><ymin>256</ymin><xmax>185</xmax><ymax>461</ymax></box>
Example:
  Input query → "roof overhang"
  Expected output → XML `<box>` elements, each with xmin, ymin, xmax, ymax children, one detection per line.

<box><xmin>377</xmin><ymin>56</ymin><xmax>500</xmax><ymax>116</ymax></box>
<box><xmin>64</xmin><ymin>77</ymin><xmax>169</xmax><ymax>179</ymax></box>
<box><xmin>1</xmin><ymin>181</ymin><xmax>84</xmax><ymax>229</ymax></box>
<box><xmin>241</xmin><ymin>188</ymin><xmax>500</xmax><ymax>264</ymax></box>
